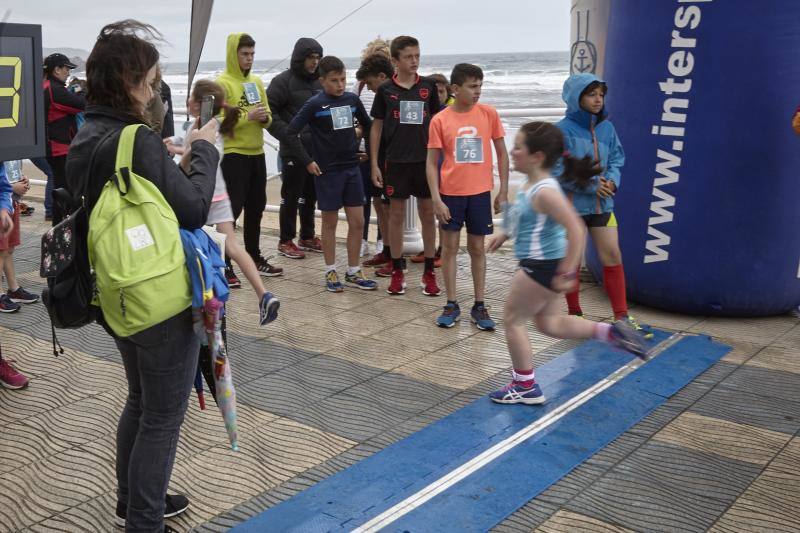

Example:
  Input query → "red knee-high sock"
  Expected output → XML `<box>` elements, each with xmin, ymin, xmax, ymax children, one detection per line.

<box><xmin>603</xmin><ymin>264</ymin><xmax>628</xmax><ymax>319</ymax></box>
<box><xmin>565</xmin><ymin>270</ymin><xmax>582</xmax><ymax>315</ymax></box>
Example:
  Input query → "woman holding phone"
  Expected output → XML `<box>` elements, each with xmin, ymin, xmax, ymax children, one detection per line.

<box><xmin>65</xmin><ymin>20</ymin><xmax>219</xmax><ymax>532</ymax></box>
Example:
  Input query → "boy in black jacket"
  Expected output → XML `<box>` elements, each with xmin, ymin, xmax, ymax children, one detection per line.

<box><xmin>287</xmin><ymin>56</ymin><xmax>377</xmax><ymax>293</ymax></box>
<box><xmin>267</xmin><ymin>38</ymin><xmax>324</xmax><ymax>259</ymax></box>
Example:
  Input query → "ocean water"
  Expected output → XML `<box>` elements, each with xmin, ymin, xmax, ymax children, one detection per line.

<box><xmin>162</xmin><ymin>51</ymin><xmax>569</xmax><ymax>180</ymax></box>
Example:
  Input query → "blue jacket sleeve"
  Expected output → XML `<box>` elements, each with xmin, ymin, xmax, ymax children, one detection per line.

<box><xmin>0</xmin><ymin>164</ymin><xmax>11</xmax><ymax>215</ymax></box>
<box><xmin>287</xmin><ymin>99</ymin><xmax>316</xmax><ymax>137</ymax></box>
<box><xmin>604</xmin><ymin>128</ymin><xmax>625</xmax><ymax>189</ymax></box>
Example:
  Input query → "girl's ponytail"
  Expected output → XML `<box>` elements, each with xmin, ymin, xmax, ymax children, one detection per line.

<box><xmin>561</xmin><ymin>152</ymin><xmax>603</xmax><ymax>189</ymax></box>
<box><xmin>218</xmin><ymin>102</ymin><xmax>240</xmax><ymax>138</ymax></box>
<box><xmin>519</xmin><ymin>121</ymin><xmax>603</xmax><ymax>186</ymax></box>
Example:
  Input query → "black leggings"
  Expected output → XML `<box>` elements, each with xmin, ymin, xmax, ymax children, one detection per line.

<box><xmin>279</xmin><ymin>158</ymin><xmax>317</xmax><ymax>242</ymax></box>
<box><xmin>47</xmin><ymin>155</ymin><xmax>68</xmax><ymax>225</ymax></box>
<box><xmin>220</xmin><ymin>153</ymin><xmax>267</xmax><ymax>261</ymax></box>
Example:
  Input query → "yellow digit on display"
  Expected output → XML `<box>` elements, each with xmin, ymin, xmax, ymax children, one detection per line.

<box><xmin>0</xmin><ymin>56</ymin><xmax>22</xmax><ymax>128</ymax></box>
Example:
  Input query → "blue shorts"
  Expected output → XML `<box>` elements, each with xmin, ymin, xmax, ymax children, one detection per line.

<box><xmin>440</xmin><ymin>191</ymin><xmax>494</xmax><ymax>235</ymax></box>
<box><xmin>315</xmin><ymin>166</ymin><xmax>365</xmax><ymax>212</ymax></box>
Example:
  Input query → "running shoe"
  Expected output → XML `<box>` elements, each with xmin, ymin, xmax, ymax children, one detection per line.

<box><xmin>489</xmin><ymin>381</ymin><xmax>545</xmax><ymax>405</ymax></box>
<box><xmin>18</xmin><ymin>202</ymin><xmax>34</xmax><ymax>216</ymax></box>
<box><xmin>609</xmin><ymin>320</ymin><xmax>650</xmax><ymax>360</ymax></box>
<box><xmin>387</xmin><ymin>269</ymin><xmax>406</xmax><ymax>295</ymax></box>
<box><xmin>362</xmin><ymin>252</ymin><xmax>387</xmax><ymax>267</ymax></box>
<box><xmin>297</xmin><ymin>236</ymin><xmax>323</xmax><ymax>253</ymax></box>
<box><xmin>409</xmin><ymin>251</ymin><xmax>425</xmax><ymax>263</ymax></box>
<box><xmin>259</xmin><ymin>292</ymin><xmax>280</xmax><ymax>326</ymax></box>
<box><xmin>0</xmin><ymin>359</ymin><xmax>28</xmax><ymax>389</ymax></box>
<box><xmin>0</xmin><ymin>294</ymin><xmax>20</xmax><ymax>313</ymax></box>
<box><xmin>421</xmin><ymin>270</ymin><xmax>441</xmax><ymax>296</ymax></box>
<box><xmin>325</xmin><ymin>271</ymin><xmax>344</xmax><ymax>293</ymax></box>
<box><xmin>225</xmin><ymin>266</ymin><xmax>242</xmax><ymax>288</ymax></box>
<box><xmin>255</xmin><ymin>255</ymin><xmax>283</xmax><ymax>277</ymax></box>
<box><xmin>278</xmin><ymin>240</ymin><xmax>305</xmax><ymax>259</ymax></box>
<box><xmin>344</xmin><ymin>269</ymin><xmax>378</xmax><ymax>290</ymax></box>
<box><xmin>375</xmin><ymin>260</ymin><xmax>393</xmax><ymax>277</ymax></box>
<box><xmin>115</xmin><ymin>493</ymin><xmax>189</xmax><ymax>528</ymax></box>
<box><xmin>7</xmin><ymin>286</ymin><xmax>39</xmax><ymax>304</ymax></box>
<box><xmin>436</xmin><ymin>302</ymin><xmax>460</xmax><ymax>328</ymax></box>
<box><xmin>624</xmin><ymin>315</ymin><xmax>654</xmax><ymax>340</ymax></box>
<box><xmin>470</xmin><ymin>304</ymin><xmax>496</xmax><ymax>331</ymax></box>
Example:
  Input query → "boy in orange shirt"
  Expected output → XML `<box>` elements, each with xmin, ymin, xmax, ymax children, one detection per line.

<box><xmin>427</xmin><ymin>63</ymin><xmax>509</xmax><ymax>330</ymax></box>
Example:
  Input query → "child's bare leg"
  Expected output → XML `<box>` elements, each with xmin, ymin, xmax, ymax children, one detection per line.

<box><xmin>344</xmin><ymin>206</ymin><xmax>364</xmax><ymax>268</ymax></box>
<box><xmin>0</xmin><ymin>250</ymin><xmax>14</xmax><ymax>291</ymax></box>
<box><xmin>217</xmin><ymin>222</ymin><xmax>265</xmax><ymax>298</ymax></box>
<box><xmin>321</xmin><ymin>211</ymin><xmax>339</xmax><ymax>266</ymax></box>
<box><xmin>504</xmin><ymin>270</ymin><xmax>553</xmax><ymax>372</ymax></box>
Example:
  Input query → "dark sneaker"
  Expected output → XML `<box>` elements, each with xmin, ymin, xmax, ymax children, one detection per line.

<box><xmin>259</xmin><ymin>292</ymin><xmax>280</xmax><ymax>326</ymax></box>
<box><xmin>470</xmin><ymin>304</ymin><xmax>496</xmax><ymax>331</ymax></box>
<box><xmin>297</xmin><ymin>236</ymin><xmax>323</xmax><ymax>253</ymax></box>
<box><xmin>0</xmin><ymin>359</ymin><xmax>28</xmax><ymax>389</ymax></box>
<box><xmin>325</xmin><ymin>270</ymin><xmax>344</xmax><ymax>293</ymax></box>
<box><xmin>278</xmin><ymin>240</ymin><xmax>305</xmax><ymax>259</ymax></box>
<box><xmin>0</xmin><ymin>294</ymin><xmax>20</xmax><ymax>313</ymax></box>
<box><xmin>375</xmin><ymin>259</ymin><xmax>393</xmax><ymax>277</ymax></box>
<box><xmin>421</xmin><ymin>270</ymin><xmax>441</xmax><ymax>296</ymax></box>
<box><xmin>255</xmin><ymin>256</ymin><xmax>283</xmax><ymax>277</ymax></box>
<box><xmin>7</xmin><ymin>286</ymin><xmax>39</xmax><ymax>304</ymax></box>
<box><xmin>624</xmin><ymin>315</ymin><xmax>654</xmax><ymax>340</ymax></box>
<box><xmin>436</xmin><ymin>303</ymin><xmax>461</xmax><ymax>328</ymax></box>
<box><xmin>225</xmin><ymin>266</ymin><xmax>241</xmax><ymax>289</ymax></box>
<box><xmin>609</xmin><ymin>320</ymin><xmax>650</xmax><ymax>360</ymax></box>
<box><xmin>114</xmin><ymin>493</ymin><xmax>189</xmax><ymax>528</ymax></box>
<box><xmin>18</xmin><ymin>202</ymin><xmax>34</xmax><ymax>216</ymax></box>
<box><xmin>387</xmin><ymin>269</ymin><xmax>406</xmax><ymax>295</ymax></box>
<box><xmin>362</xmin><ymin>252</ymin><xmax>387</xmax><ymax>267</ymax></box>
<box><xmin>490</xmin><ymin>381</ymin><xmax>546</xmax><ymax>405</ymax></box>
<box><xmin>344</xmin><ymin>269</ymin><xmax>378</xmax><ymax>290</ymax></box>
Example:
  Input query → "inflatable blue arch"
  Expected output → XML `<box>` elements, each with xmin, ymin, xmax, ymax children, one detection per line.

<box><xmin>585</xmin><ymin>0</ymin><xmax>800</xmax><ymax>316</ymax></box>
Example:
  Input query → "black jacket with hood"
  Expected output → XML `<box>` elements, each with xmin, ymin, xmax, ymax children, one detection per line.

<box><xmin>266</xmin><ymin>38</ymin><xmax>323</xmax><ymax>166</ymax></box>
<box><xmin>65</xmin><ymin>105</ymin><xmax>219</xmax><ymax>229</ymax></box>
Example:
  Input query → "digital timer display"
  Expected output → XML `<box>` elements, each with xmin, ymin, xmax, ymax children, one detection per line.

<box><xmin>0</xmin><ymin>24</ymin><xmax>45</xmax><ymax>161</ymax></box>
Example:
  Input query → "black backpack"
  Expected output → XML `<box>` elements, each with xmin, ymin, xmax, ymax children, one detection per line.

<box><xmin>40</xmin><ymin>130</ymin><xmax>113</xmax><ymax>353</ymax></box>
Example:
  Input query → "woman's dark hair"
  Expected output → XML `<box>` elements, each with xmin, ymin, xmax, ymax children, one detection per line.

<box><xmin>319</xmin><ymin>56</ymin><xmax>345</xmax><ymax>78</ymax></box>
<box><xmin>190</xmin><ymin>79</ymin><xmax>240</xmax><ymax>138</ymax></box>
<box><xmin>356</xmin><ymin>53</ymin><xmax>393</xmax><ymax>80</ymax></box>
<box><xmin>519</xmin><ymin>121</ymin><xmax>603</xmax><ymax>188</ymax></box>
<box><xmin>86</xmin><ymin>20</ymin><xmax>162</xmax><ymax>118</ymax></box>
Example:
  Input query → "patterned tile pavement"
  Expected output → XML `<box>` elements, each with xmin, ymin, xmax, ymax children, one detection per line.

<box><xmin>0</xmin><ymin>202</ymin><xmax>798</xmax><ymax>532</ymax></box>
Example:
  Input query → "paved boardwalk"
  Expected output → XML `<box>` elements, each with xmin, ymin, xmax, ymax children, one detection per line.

<box><xmin>1</xmin><ymin>205</ymin><xmax>799</xmax><ymax>532</ymax></box>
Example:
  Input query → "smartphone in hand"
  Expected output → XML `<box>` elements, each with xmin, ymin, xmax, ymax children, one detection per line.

<box><xmin>200</xmin><ymin>95</ymin><xmax>215</xmax><ymax>127</ymax></box>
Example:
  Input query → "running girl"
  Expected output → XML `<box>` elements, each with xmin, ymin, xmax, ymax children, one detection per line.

<box><xmin>486</xmin><ymin>122</ymin><xmax>648</xmax><ymax>405</ymax></box>
<box><xmin>183</xmin><ymin>80</ymin><xmax>279</xmax><ymax>325</ymax></box>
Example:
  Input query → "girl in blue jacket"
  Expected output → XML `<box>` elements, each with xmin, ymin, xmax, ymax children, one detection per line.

<box><xmin>556</xmin><ymin>73</ymin><xmax>646</xmax><ymax>334</ymax></box>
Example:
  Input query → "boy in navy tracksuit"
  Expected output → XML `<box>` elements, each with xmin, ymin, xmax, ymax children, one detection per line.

<box><xmin>288</xmin><ymin>56</ymin><xmax>378</xmax><ymax>292</ymax></box>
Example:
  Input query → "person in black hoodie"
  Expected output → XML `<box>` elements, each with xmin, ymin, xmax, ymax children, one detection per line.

<box><xmin>65</xmin><ymin>21</ymin><xmax>218</xmax><ymax>532</ymax></box>
<box><xmin>43</xmin><ymin>53</ymin><xmax>86</xmax><ymax>225</ymax></box>
<box><xmin>267</xmin><ymin>37</ymin><xmax>324</xmax><ymax>259</ymax></box>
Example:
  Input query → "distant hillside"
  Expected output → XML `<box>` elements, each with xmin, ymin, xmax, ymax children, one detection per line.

<box><xmin>43</xmin><ymin>47</ymin><xmax>90</xmax><ymax>71</ymax></box>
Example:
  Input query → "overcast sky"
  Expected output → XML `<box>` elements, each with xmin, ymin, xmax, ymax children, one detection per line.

<box><xmin>3</xmin><ymin>0</ymin><xmax>569</xmax><ymax>62</ymax></box>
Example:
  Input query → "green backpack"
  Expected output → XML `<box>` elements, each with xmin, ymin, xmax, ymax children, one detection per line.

<box><xmin>88</xmin><ymin>124</ymin><xmax>191</xmax><ymax>337</ymax></box>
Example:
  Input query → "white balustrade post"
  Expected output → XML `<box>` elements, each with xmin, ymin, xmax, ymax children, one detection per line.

<box><xmin>402</xmin><ymin>196</ymin><xmax>424</xmax><ymax>255</ymax></box>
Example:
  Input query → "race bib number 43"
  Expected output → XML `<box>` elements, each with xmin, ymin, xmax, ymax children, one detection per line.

<box><xmin>399</xmin><ymin>101</ymin><xmax>424</xmax><ymax>124</ymax></box>
<box><xmin>455</xmin><ymin>136</ymin><xmax>484</xmax><ymax>163</ymax></box>
<box><xmin>330</xmin><ymin>105</ymin><xmax>354</xmax><ymax>130</ymax></box>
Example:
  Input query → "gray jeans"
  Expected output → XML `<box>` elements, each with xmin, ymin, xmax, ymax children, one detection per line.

<box><xmin>114</xmin><ymin>308</ymin><xmax>199</xmax><ymax>532</ymax></box>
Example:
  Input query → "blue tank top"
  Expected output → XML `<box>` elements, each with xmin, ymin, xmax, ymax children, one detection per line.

<box><xmin>506</xmin><ymin>177</ymin><xmax>567</xmax><ymax>261</ymax></box>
